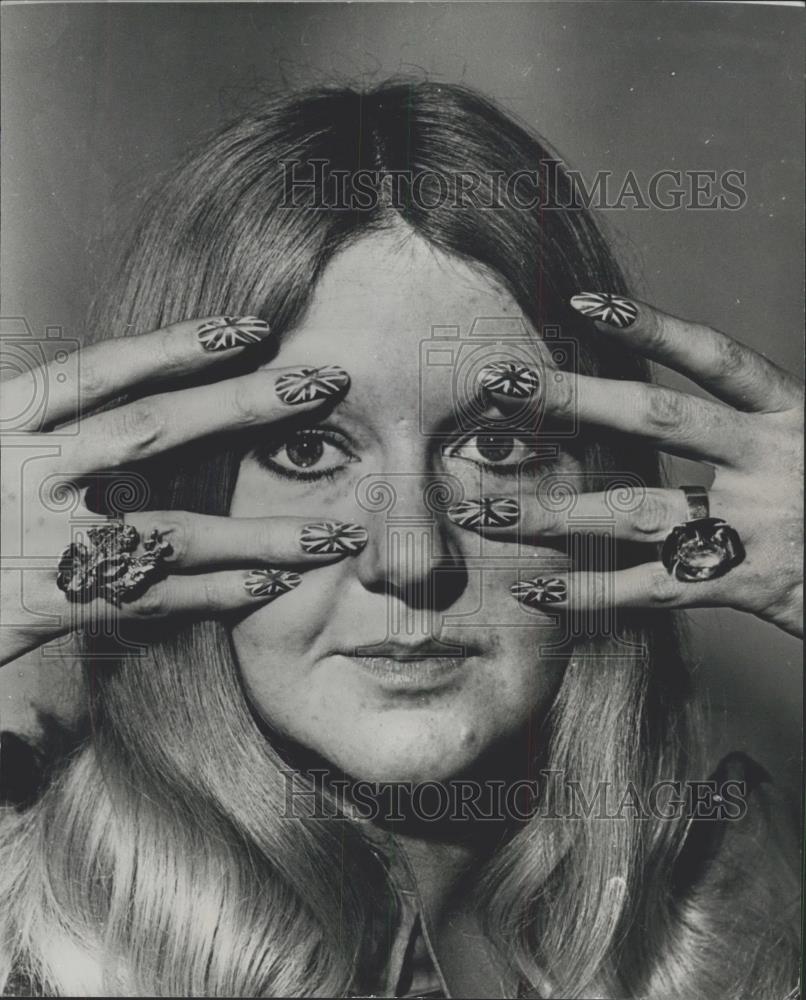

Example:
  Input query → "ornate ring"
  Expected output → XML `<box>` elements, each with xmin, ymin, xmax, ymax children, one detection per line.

<box><xmin>660</xmin><ymin>486</ymin><xmax>745</xmax><ymax>582</ymax></box>
<box><xmin>56</xmin><ymin>520</ymin><xmax>172</xmax><ymax>606</ymax></box>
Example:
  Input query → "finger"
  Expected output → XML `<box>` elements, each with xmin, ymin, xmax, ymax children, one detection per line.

<box><xmin>17</xmin><ymin>513</ymin><xmax>368</xmax><ymax>643</ymax></box>
<box><xmin>477</xmin><ymin>361</ymin><xmax>543</xmax><ymax>402</ymax></box>
<box><xmin>542</xmin><ymin>371</ymin><xmax>748</xmax><ymax>465</ymax></box>
<box><xmin>123</xmin><ymin>512</ymin><xmax>369</xmax><ymax>570</ymax></box>
<box><xmin>57</xmin><ymin>364</ymin><xmax>351</xmax><ymax>474</ymax></box>
<box><xmin>569</xmin><ymin>293</ymin><xmax>801</xmax><ymax>413</ymax></box>
<box><xmin>0</xmin><ymin>315</ymin><xmax>274</xmax><ymax>432</ymax></box>
<box><xmin>448</xmin><ymin>488</ymin><xmax>694</xmax><ymax>545</ymax></box>
<box><xmin>3</xmin><ymin>562</ymin><xmax>307</xmax><ymax>656</ymax></box>
<box><xmin>508</xmin><ymin>563</ymin><xmax>721</xmax><ymax>615</ymax></box>
<box><xmin>476</xmin><ymin>359</ymin><xmax>749</xmax><ymax>465</ymax></box>
<box><xmin>78</xmin><ymin>567</ymin><xmax>306</xmax><ymax>623</ymax></box>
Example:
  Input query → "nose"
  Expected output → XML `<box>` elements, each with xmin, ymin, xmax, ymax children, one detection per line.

<box><xmin>354</xmin><ymin>472</ymin><xmax>468</xmax><ymax>612</ymax></box>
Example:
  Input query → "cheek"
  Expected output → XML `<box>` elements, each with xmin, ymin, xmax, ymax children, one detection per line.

<box><xmin>229</xmin><ymin>566</ymin><xmax>335</xmax><ymax>702</ymax></box>
<box><xmin>231</xmin><ymin>582</ymin><xmax>569</xmax><ymax>782</ymax></box>
<box><xmin>227</xmin><ymin>457</ymin><xmax>574</xmax><ymax>778</ymax></box>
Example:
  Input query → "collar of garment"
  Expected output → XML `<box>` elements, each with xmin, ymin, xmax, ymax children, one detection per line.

<box><xmin>347</xmin><ymin>751</ymin><xmax>771</xmax><ymax>999</ymax></box>
<box><xmin>351</xmin><ymin>820</ymin><xmax>526</xmax><ymax>999</ymax></box>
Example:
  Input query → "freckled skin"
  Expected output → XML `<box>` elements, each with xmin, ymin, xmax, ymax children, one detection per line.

<box><xmin>229</xmin><ymin>229</ymin><xmax>577</xmax><ymax>783</ymax></box>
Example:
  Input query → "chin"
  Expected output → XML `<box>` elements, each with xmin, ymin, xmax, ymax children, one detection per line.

<box><xmin>301</xmin><ymin>706</ymin><xmax>508</xmax><ymax>785</ymax></box>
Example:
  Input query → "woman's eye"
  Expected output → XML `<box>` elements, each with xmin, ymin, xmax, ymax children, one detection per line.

<box><xmin>252</xmin><ymin>429</ymin><xmax>358</xmax><ymax>482</ymax></box>
<box><xmin>445</xmin><ymin>433</ymin><xmax>541</xmax><ymax>475</ymax></box>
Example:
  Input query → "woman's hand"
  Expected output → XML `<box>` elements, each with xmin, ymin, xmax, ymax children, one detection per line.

<box><xmin>0</xmin><ymin>316</ymin><xmax>367</xmax><ymax>666</ymax></box>
<box><xmin>456</xmin><ymin>294</ymin><xmax>804</xmax><ymax>638</ymax></box>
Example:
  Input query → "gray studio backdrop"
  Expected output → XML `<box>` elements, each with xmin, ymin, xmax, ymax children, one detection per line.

<box><xmin>1</xmin><ymin>2</ymin><xmax>802</xmax><ymax>799</ymax></box>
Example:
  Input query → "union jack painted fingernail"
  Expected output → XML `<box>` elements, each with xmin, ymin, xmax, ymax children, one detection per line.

<box><xmin>510</xmin><ymin>577</ymin><xmax>567</xmax><ymax>606</ymax></box>
<box><xmin>274</xmin><ymin>365</ymin><xmax>351</xmax><ymax>405</ymax></box>
<box><xmin>299</xmin><ymin>521</ymin><xmax>368</xmax><ymax>555</ymax></box>
<box><xmin>447</xmin><ymin>497</ymin><xmax>520</xmax><ymax>529</ymax></box>
<box><xmin>197</xmin><ymin>316</ymin><xmax>271</xmax><ymax>351</ymax></box>
<box><xmin>477</xmin><ymin>362</ymin><xmax>541</xmax><ymax>398</ymax></box>
<box><xmin>244</xmin><ymin>568</ymin><xmax>302</xmax><ymax>599</ymax></box>
<box><xmin>570</xmin><ymin>293</ymin><xmax>638</xmax><ymax>329</ymax></box>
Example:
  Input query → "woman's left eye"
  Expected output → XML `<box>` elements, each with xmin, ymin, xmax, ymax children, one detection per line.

<box><xmin>251</xmin><ymin>429</ymin><xmax>358</xmax><ymax>482</ymax></box>
<box><xmin>445</xmin><ymin>433</ymin><xmax>542</xmax><ymax>475</ymax></box>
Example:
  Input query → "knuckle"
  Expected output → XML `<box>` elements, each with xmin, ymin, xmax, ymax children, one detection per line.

<box><xmin>533</xmin><ymin>489</ymin><xmax>567</xmax><ymax>532</ymax></box>
<box><xmin>761</xmin><ymin>406</ymin><xmax>804</xmax><ymax>440</ymax></box>
<box><xmin>783</xmin><ymin>581</ymin><xmax>803</xmax><ymax>617</ymax></box>
<box><xmin>647</xmin><ymin>567</ymin><xmax>681</xmax><ymax>606</ymax></box>
<box><xmin>128</xmin><ymin>584</ymin><xmax>169</xmax><ymax>618</ymax></box>
<box><xmin>638</xmin><ymin>307</ymin><xmax>668</xmax><ymax>352</ymax></box>
<box><xmin>200</xmin><ymin>576</ymin><xmax>222</xmax><ymax>612</ymax></box>
<box><xmin>226</xmin><ymin>383</ymin><xmax>260</xmax><ymax>426</ymax></box>
<box><xmin>117</xmin><ymin>401</ymin><xmax>163</xmax><ymax>454</ymax></box>
<box><xmin>549</xmin><ymin>372</ymin><xmax>576</xmax><ymax>417</ymax></box>
<box><xmin>543</xmin><ymin>506</ymin><xmax>567</xmax><ymax>536</ymax></box>
<box><xmin>631</xmin><ymin>491</ymin><xmax>673</xmax><ymax>538</ymax></box>
<box><xmin>79</xmin><ymin>362</ymin><xmax>109</xmax><ymax>402</ymax></box>
<box><xmin>589</xmin><ymin>574</ymin><xmax>613</xmax><ymax>607</ymax></box>
<box><xmin>153</xmin><ymin>328</ymin><xmax>191</xmax><ymax>378</ymax></box>
<box><xmin>250</xmin><ymin>521</ymin><xmax>278</xmax><ymax>555</ymax></box>
<box><xmin>643</xmin><ymin>386</ymin><xmax>688</xmax><ymax>435</ymax></box>
<box><xmin>713</xmin><ymin>334</ymin><xmax>749</xmax><ymax>380</ymax></box>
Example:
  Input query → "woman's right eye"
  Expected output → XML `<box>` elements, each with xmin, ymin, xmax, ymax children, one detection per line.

<box><xmin>251</xmin><ymin>429</ymin><xmax>359</xmax><ymax>482</ymax></box>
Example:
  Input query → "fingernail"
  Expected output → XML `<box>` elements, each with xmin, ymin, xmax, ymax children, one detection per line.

<box><xmin>299</xmin><ymin>520</ymin><xmax>368</xmax><ymax>555</ymax></box>
<box><xmin>197</xmin><ymin>316</ymin><xmax>272</xmax><ymax>351</ymax></box>
<box><xmin>244</xmin><ymin>568</ymin><xmax>301</xmax><ymax>599</ymax></box>
<box><xmin>510</xmin><ymin>577</ymin><xmax>567</xmax><ymax>606</ymax></box>
<box><xmin>274</xmin><ymin>365</ymin><xmax>350</xmax><ymax>405</ymax></box>
<box><xmin>477</xmin><ymin>362</ymin><xmax>541</xmax><ymax>398</ymax></box>
<box><xmin>447</xmin><ymin>497</ymin><xmax>520</xmax><ymax>528</ymax></box>
<box><xmin>570</xmin><ymin>293</ymin><xmax>638</xmax><ymax>329</ymax></box>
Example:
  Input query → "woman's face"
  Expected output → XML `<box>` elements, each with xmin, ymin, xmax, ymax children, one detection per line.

<box><xmin>230</xmin><ymin>229</ymin><xmax>580</xmax><ymax>783</ymax></box>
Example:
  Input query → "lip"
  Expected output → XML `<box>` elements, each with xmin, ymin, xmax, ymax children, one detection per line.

<box><xmin>337</xmin><ymin>653</ymin><xmax>476</xmax><ymax>692</ymax></box>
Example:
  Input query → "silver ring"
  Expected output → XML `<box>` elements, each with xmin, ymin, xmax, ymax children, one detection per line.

<box><xmin>56</xmin><ymin>520</ymin><xmax>172</xmax><ymax>606</ymax></box>
<box><xmin>661</xmin><ymin>486</ymin><xmax>745</xmax><ymax>582</ymax></box>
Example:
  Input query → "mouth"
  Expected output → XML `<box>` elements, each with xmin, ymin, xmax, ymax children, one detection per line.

<box><xmin>334</xmin><ymin>639</ymin><xmax>482</xmax><ymax>691</ymax></box>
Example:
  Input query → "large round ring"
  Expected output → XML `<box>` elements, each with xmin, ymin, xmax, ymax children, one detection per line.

<box><xmin>56</xmin><ymin>520</ymin><xmax>172</xmax><ymax>606</ymax></box>
<box><xmin>661</xmin><ymin>486</ymin><xmax>745</xmax><ymax>582</ymax></box>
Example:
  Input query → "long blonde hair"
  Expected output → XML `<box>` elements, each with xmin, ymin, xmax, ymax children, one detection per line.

<box><xmin>1</xmin><ymin>81</ymin><xmax>798</xmax><ymax>997</ymax></box>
